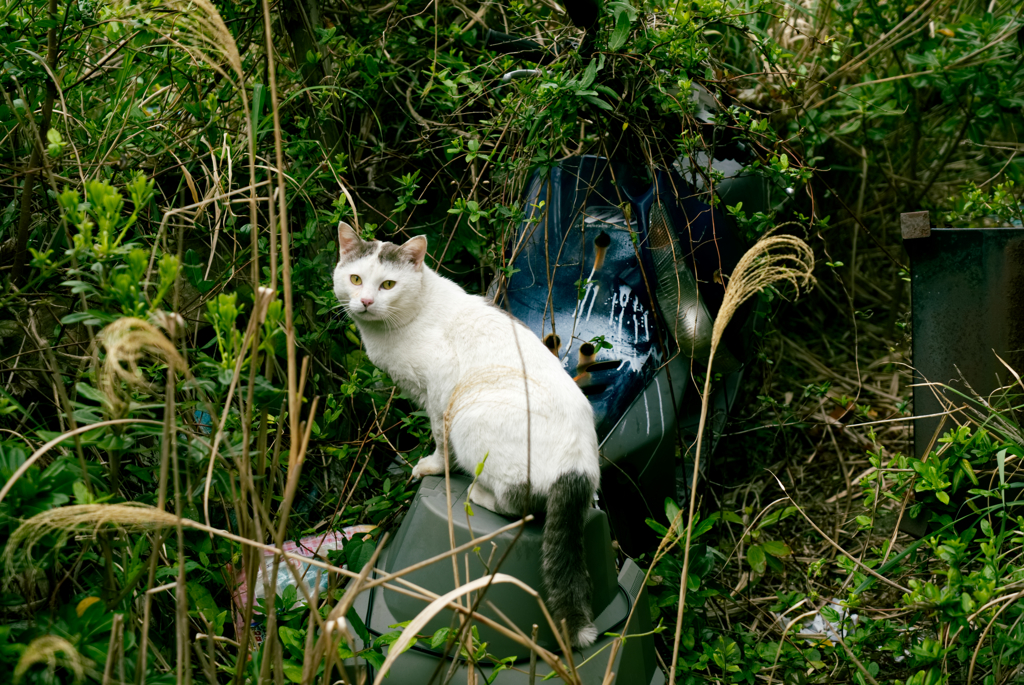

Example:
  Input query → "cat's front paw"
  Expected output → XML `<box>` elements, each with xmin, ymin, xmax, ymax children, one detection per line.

<box><xmin>411</xmin><ymin>452</ymin><xmax>445</xmax><ymax>479</ymax></box>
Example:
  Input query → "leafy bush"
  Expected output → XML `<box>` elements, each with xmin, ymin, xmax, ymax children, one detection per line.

<box><xmin>0</xmin><ymin>0</ymin><xmax>1021</xmax><ymax>681</ymax></box>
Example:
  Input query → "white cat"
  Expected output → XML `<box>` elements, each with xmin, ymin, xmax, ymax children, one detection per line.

<box><xmin>332</xmin><ymin>222</ymin><xmax>601</xmax><ymax>648</ymax></box>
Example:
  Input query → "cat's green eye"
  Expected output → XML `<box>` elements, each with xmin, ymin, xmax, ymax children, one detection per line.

<box><xmin>350</xmin><ymin>274</ymin><xmax>362</xmax><ymax>285</ymax></box>
<box><xmin>381</xmin><ymin>280</ymin><xmax>396</xmax><ymax>290</ymax></box>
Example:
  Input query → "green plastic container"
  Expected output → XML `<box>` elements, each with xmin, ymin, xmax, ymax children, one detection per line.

<box><xmin>348</xmin><ymin>475</ymin><xmax>666</xmax><ymax>684</ymax></box>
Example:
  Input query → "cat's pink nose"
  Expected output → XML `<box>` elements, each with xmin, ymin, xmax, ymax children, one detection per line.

<box><xmin>360</xmin><ymin>297</ymin><xmax>373</xmax><ymax>308</ymax></box>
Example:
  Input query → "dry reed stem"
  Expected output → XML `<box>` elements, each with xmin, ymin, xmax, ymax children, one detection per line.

<box><xmin>201</xmin><ymin>313</ymin><xmax>262</xmax><ymax>528</ymax></box>
<box><xmin>668</xmin><ymin>232</ymin><xmax>815</xmax><ymax>685</ymax></box>
<box><xmin>372</xmin><ymin>573</ymin><xmax>574</xmax><ymax>685</ymax></box>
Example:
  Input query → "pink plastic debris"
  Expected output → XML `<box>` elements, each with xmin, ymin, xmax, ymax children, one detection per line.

<box><xmin>231</xmin><ymin>525</ymin><xmax>376</xmax><ymax>645</ymax></box>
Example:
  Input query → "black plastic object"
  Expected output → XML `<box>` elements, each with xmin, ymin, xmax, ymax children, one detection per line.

<box><xmin>562</xmin><ymin>0</ymin><xmax>600</xmax><ymax>30</ymax></box>
<box><xmin>484</xmin><ymin>30</ymin><xmax>558</xmax><ymax>66</ymax></box>
<box><xmin>349</xmin><ymin>475</ymin><xmax>665</xmax><ymax>684</ymax></box>
<box><xmin>383</xmin><ymin>476</ymin><xmax>619</xmax><ymax>656</ymax></box>
<box><xmin>905</xmin><ymin>224</ymin><xmax>1024</xmax><ymax>461</ymax></box>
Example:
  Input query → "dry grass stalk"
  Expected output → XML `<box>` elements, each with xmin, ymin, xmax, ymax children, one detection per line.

<box><xmin>668</xmin><ymin>231</ymin><xmax>815</xmax><ymax>685</ymax></box>
<box><xmin>373</xmin><ymin>573</ymin><xmax>575</xmax><ymax>685</ymax></box>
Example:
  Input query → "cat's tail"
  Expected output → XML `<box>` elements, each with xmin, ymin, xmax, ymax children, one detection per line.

<box><xmin>542</xmin><ymin>472</ymin><xmax>597</xmax><ymax>649</ymax></box>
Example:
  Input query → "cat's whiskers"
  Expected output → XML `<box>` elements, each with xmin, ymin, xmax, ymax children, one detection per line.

<box><xmin>377</xmin><ymin>307</ymin><xmax>400</xmax><ymax>330</ymax></box>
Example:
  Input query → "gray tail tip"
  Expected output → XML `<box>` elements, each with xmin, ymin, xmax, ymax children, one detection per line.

<box><xmin>573</xmin><ymin>622</ymin><xmax>598</xmax><ymax>649</ymax></box>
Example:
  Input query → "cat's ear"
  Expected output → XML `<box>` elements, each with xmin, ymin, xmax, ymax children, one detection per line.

<box><xmin>337</xmin><ymin>222</ymin><xmax>362</xmax><ymax>257</ymax></box>
<box><xmin>401</xmin><ymin>235</ymin><xmax>428</xmax><ymax>270</ymax></box>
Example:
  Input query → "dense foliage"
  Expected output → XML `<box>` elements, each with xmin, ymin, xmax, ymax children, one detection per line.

<box><xmin>0</xmin><ymin>0</ymin><xmax>1021</xmax><ymax>682</ymax></box>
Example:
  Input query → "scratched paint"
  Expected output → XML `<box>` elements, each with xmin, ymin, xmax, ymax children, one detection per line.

<box><xmin>586</xmin><ymin>284</ymin><xmax>600</xmax><ymax>321</ymax></box>
<box><xmin>638</xmin><ymin>377</ymin><xmax>666</xmax><ymax>479</ymax></box>
<box><xmin>643</xmin><ymin>389</ymin><xmax>650</xmax><ymax>435</ymax></box>
<box><xmin>590</xmin><ymin>282</ymin><xmax>651</xmax><ymax>373</ymax></box>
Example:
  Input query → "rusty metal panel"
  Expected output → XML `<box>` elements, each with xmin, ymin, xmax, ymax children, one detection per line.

<box><xmin>905</xmin><ymin>227</ymin><xmax>1024</xmax><ymax>461</ymax></box>
<box><xmin>901</xmin><ymin>211</ymin><xmax>931</xmax><ymax>240</ymax></box>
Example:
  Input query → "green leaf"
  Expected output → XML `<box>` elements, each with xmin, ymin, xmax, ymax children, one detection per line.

<box><xmin>836</xmin><ymin>118</ymin><xmax>861</xmax><ymax>135</ymax></box>
<box><xmin>747</xmin><ymin>545</ymin><xmax>766</xmax><ymax>575</ymax></box>
<box><xmin>345</xmin><ymin>537</ymin><xmax>376</xmax><ymax>573</ymax></box>
<box><xmin>607</xmin><ymin>1</ymin><xmax>638</xmax><ymax>21</ymax></box>
<box><xmin>373</xmin><ymin>630</ymin><xmax>402</xmax><ymax>648</ymax></box>
<box><xmin>252</xmin><ymin>82</ymin><xmax>265</xmax><ymax>130</ymax></box>
<box><xmin>184</xmin><ymin>248</ymin><xmax>215</xmax><ymax>293</ymax></box>
<box><xmin>364</xmin><ymin>54</ymin><xmax>379</xmax><ymax>78</ymax></box>
<box><xmin>721</xmin><ymin>510</ymin><xmax>743</xmax><ymax>525</ymax></box>
<box><xmin>75</xmin><ymin>383</ymin><xmax>108</xmax><ymax>405</ymax></box>
<box><xmin>936</xmin><ymin>490</ymin><xmax>950</xmax><ymax>505</ymax></box>
<box><xmin>759</xmin><ymin>506</ymin><xmax>797</xmax><ymax>528</ymax></box>
<box><xmin>361</xmin><ymin>648</ymin><xmax>386</xmax><ymax>670</ymax></box>
<box><xmin>580</xmin><ymin>60</ymin><xmax>598</xmax><ymax>89</ymax></box>
<box><xmin>608</xmin><ymin>10</ymin><xmax>631</xmax><ymax>51</ymax></box>
<box><xmin>762</xmin><ymin>540</ymin><xmax>792</xmax><ymax>557</ymax></box>
<box><xmin>282</xmin><ymin>660</ymin><xmax>304</xmax><ymax>683</ymax></box>
<box><xmin>61</xmin><ymin>310</ymin><xmax>116</xmax><ymax>326</ymax></box>
<box><xmin>959</xmin><ymin>458</ymin><xmax>979</xmax><ymax>486</ymax></box>
<box><xmin>646</xmin><ymin>518</ymin><xmax>670</xmax><ymax>536</ymax></box>
<box><xmin>691</xmin><ymin>512</ymin><xmax>719</xmax><ymax>539</ymax></box>
<box><xmin>820</xmin><ymin>605</ymin><xmax>841</xmax><ymax>623</ymax></box>
<box><xmin>430</xmin><ymin>627</ymin><xmax>452</xmax><ymax>649</ymax></box>
<box><xmin>73</xmin><ymin>480</ymin><xmax>94</xmax><ymax>505</ymax></box>
<box><xmin>347</xmin><ymin>608</ymin><xmax>370</xmax><ymax>643</ymax></box>
<box><xmin>582</xmin><ymin>95</ymin><xmax>613</xmax><ymax>111</ymax></box>
<box><xmin>186</xmin><ymin>581</ymin><xmax>221</xmax><ymax>623</ymax></box>
<box><xmin>665</xmin><ymin>497</ymin><xmax>681</xmax><ymax>526</ymax></box>
<box><xmin>593</xmin><ymin>84</ymin><xmax>620</xmax><ymax>100</ymax></box>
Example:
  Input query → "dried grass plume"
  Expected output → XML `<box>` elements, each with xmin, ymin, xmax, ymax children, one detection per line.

<box><xmin>712</xmin><ymin>232</ymin><xmax>816</xmax><ymax>351</ymax></box>
<box><xmin>113</xmin><ymin>0</ymin><xmax>243</xmax><ymax>84</ymax></box>
<box><xmin>14</xmin><ymin>634</ymin><xmax>89</xmax><ymax>684</ymax></box>
<box><xmin>3</xmin><ymin>504</ymin><xmax>179</xmax><ymax>582</ymax></box>
<box><xmin>668</xmin><ymin>231</ymin><xmax>815</xmax><ymax>685</ymax></box>
<box><xmin>99</xmin><ymin>317</ymin><xmax>189</xmax><ymax>416</ymax></box>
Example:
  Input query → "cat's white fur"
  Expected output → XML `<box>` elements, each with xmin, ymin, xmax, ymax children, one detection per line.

<box><xmin>333</xmin><ymin>222</ymin><xmax>601</xmax><ymax>647</ymax></box>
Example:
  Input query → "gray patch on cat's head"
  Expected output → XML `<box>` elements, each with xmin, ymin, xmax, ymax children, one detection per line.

<box><xmin>338</xmin><ymin>240</ymin><xmax>380</xmax><ymax>265</ymax></box>
<box><xmin>378</xmin><ymin>243</ymin><xmax>408</xmax><ymax>265</ymax></box>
